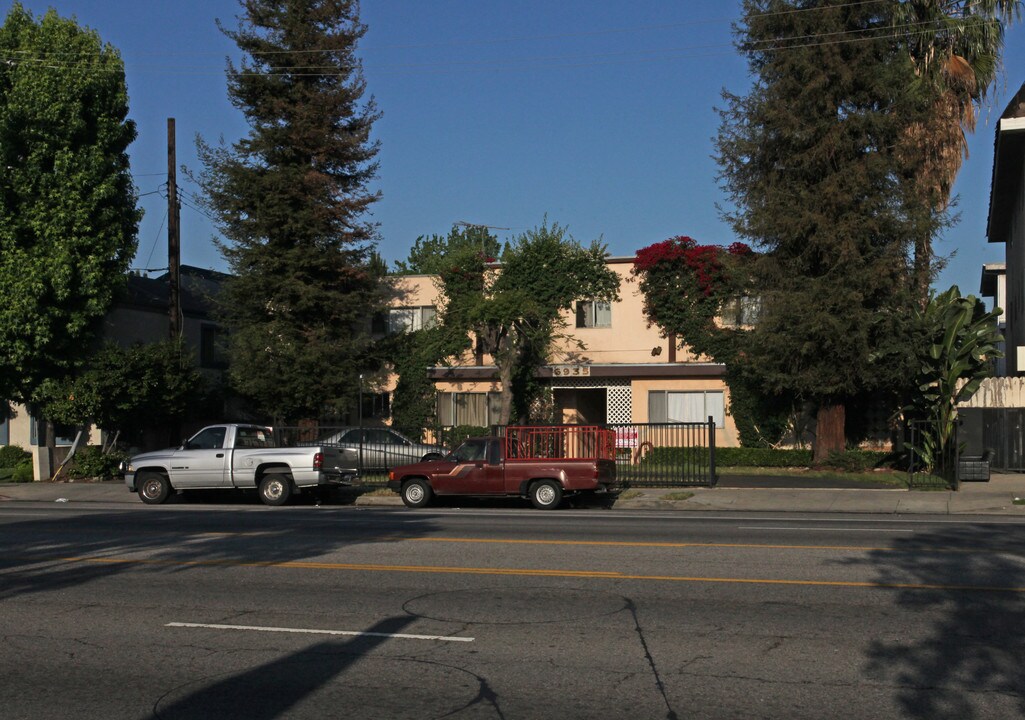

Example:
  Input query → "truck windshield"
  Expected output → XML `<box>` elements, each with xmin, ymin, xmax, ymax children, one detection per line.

<box><xmin>449</xmin><ymin>439</ymin><xmax>488</xmax><ymax>462</ymax></box>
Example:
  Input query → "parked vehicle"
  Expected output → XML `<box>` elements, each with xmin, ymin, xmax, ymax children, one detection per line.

<box><xmin>123</xmin><ymin>424</ymin><xmax>357</xmax><ymax>506</ymax></box>
<box><xmin>318</xmin><ymin>426</ymin><xmax>446</xmax><ymax>471</ymax></box>
<box><xmin>386</xmin><ymin>425</ymin><xmax>620</xmax><ymax>509</ymax></box>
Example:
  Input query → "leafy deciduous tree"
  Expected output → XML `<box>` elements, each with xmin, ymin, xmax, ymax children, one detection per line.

<box><xmin>393</xmin><ymin>225</ymin><xmax>502</xmax><ymax>276</ymax></box>
<box><xmin>33</xmin><ymin>340</ymin><xmax>205</xmax><ymax>446</ymax></box>
<box><xmin>0</xmin><ymin>3</ymin><xmax>139</xmax><ymax>404</ymax></box>
<box><xmin>436</xmin><ymin>220</ymin><xmax>620</xmax><ymax>425</ymax></box>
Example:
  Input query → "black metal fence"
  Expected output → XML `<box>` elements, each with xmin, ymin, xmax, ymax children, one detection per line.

<box><xmin>959</xmin><ymin>408</ymin><xmax>1025</xmax><ymax>472</ymax></box>
<box><xmin>608</xmin><ymin>420</ymin><xmax>717</xmax><ymax>487</ymax></box>
<box><xmin>274</xmin><ymin>420</ymin><xmax>718</xmax><ymax>488</ymax></box>
<box><xmin>906</xmin><ymin>420</ymin><xmax>961</xmax><ymax>490</ymax></box>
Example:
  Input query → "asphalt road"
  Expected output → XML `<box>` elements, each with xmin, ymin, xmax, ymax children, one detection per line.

<box><xmin>2</xmin><ymin>502</ymin><xmax>1025</xmax><ymax>719</ymax></box>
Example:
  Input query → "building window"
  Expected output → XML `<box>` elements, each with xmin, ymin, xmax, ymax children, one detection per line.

<box><xmin>576</xmin><ymin>301</ymin><xmax>611</xmax><ymax>328</ymax></box>
<box><xmin>0</xmin><ymin>415</ymin><xmax>7</xmax><ymax>446</ymax></box>
<box><xmin>54</xmin><ymin>425</ymin><xmax>79</xmax><ymax>447</ymax></box>
<box><xmin>387</xmin><ymin>306</ymin><xmax>438</xmax><ymax>334</ymax></box>
<box><xmin>200</xmin><ymin>324</ymin><xmax>229</xmax><ymax>369</ymax></box>
<box><xmin>648</xmin><ymin>391</ymin><xmax>725</xmax><ymax>428</ymax></box>
<box><xmin>438</xmin><ymin>392</ymin><xmax>502</xmax><ymax>427</ymax></box>
<box><xmin>719</xmin><ymin>296</ymin><xmax>761</xmax><ymax>328</ymax></box>
<box><xmin>360</xmin><ymin>392</ymin><xmax>391</xmax><ymax>420</ymax></box>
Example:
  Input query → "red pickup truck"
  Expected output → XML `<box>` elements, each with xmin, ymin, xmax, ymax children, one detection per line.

<box><xmin>386</xmin><ymin>426</ymin><xmax>620</xmax><ymax>509</ymax></box>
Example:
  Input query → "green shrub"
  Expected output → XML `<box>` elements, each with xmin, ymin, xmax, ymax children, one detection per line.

<box><xmin>441</xmin><ymin>425</ymin><xmax>491</xmax><ymax>448</ymax></box>
<box><xmin>641</xmin><ymin>446</ymin><xmax>813</xmax><ymax>467</ymax></box>
<box><xmin>66</xmin><ymin>446</ymin><xmax>127</xmax><ymax>481</ymax></box>
<box><xmin>819</xmin><ymin>450</ymin><xmax>887</xmax><ymax>472</ymax></box>
<box><xmin>11</xmin><ymin>461</ymin><xmax>33</xmax><ymax>483</ymax></box>
<box><xmin>0</xmin><ymin>444</ymin><xmax>30</xmax><ymax>468</ymax></box>
<box><xmin>639</xmin><ymin>445</ymin><xmax>891</xmax><ymax>470</ymax></box>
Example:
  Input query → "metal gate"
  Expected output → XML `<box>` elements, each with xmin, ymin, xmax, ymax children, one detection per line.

<box><xmin>608</xmin><ymin>419</ymin><xmax>717</xmax><ymax>487</ymax></box>
<box><xmin>959</xmin><ymin>408</ymin><xmax>1025</xmax><ymax>472</ymax></box>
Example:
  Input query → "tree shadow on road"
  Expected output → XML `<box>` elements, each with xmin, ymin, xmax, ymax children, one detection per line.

<box><xmin>149</xmin><ymin>615</ymin><xmax>415</xmax><ymax>720</ymax></box>
<box><xmin>0</xmin><ymin>506</ymin><xmax>439</xmax><ymax>601</ymax></box>
<box><xmin>854</xmin><ymin>524</ymin><xmax>1025</xmax><ymax>719</ymax></box>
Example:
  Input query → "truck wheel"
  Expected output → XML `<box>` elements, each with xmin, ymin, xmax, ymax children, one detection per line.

<box><xmin>530</xmin><ymin>480</ymin><xmax>563</xmax><ymax>510</ymax></box>
<box><xmin>401</xmin><ymin>479</ymin><xmax>432</xmax><ymax>508</ymax></box>
<box><xmin>259</xmin><ymin>473</ymin><xmax>293</xmax><ymax>506</ymax></box>
<box><xmin>137</xmin><ymin>472</ymin><xmax>171</xmax><ymax>505</ymax></box>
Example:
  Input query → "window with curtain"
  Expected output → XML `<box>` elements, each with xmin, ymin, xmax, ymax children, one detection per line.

<box><xmin>648</xmin><ymin>391</ymin><xmax>725</xmax><ymax>428</ymax></box>
<box><xmin>438</xmin><ymin>392</ymin><xmax>502</xmax><ymax>426</ymax></box>
<box><xmin>576</xmin><ymin>301</ymin><xmax>612</xmax><ymax>328</ymax></box>
<box><xmin>388</xmin><ymin>306</ymin><xmax>438</xmax><ymax>334</ymax></box>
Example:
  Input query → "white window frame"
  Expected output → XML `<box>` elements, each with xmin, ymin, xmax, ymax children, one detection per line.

<box><xmin>388</xmin><ymin>306</ymin><xmax>437</xmax><ymax>334</ymax></box>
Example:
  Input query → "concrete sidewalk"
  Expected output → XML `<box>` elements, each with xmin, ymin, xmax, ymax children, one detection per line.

<box><xmin>2</xmin><ymin>473</ymin><xmax>1025</xmax><ymax>515</ymax></box>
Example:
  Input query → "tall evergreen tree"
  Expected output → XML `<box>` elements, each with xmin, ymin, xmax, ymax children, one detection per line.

<box><xmin>198</xmin><ymin>0</ymin><xmax>383</xmax><ymax>422</ymax></box>
<box><xmin>716</xmin><ymin>0</ymin><xmax>945</xmax><ymax>460</ymax></box>
<box><xmin>0</xmin><ymin>3</ymin><xmax>139</xmax><ymax>405</ymax></box>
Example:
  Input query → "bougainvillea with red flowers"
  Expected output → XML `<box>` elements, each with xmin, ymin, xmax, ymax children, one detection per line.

<box><xmin>633</xmin><ymin>235</ymin><xmax>754</xmax><ymax>356</ymax></box>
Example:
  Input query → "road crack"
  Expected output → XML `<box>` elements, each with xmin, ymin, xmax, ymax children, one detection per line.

<box><xmin>624</xmin><ymin>597</ymin><xmax>679</xmax><ymax>720</ymax></box>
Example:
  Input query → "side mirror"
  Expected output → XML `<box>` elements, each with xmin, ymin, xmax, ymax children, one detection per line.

<box><xmin>180</xmin><ymin>439</ymin><xmax>190</xmax><ymax>450</ymax></box>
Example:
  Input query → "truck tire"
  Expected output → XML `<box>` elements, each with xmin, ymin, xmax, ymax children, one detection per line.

<box><xmin>530</xmin><ymin>480</ymin><xmax>563</xmax><ymax>510</ymax></box>
<box><xmin>258</xmin><ymin>473</ymin><xmax>293</xmax><ymax>506</ymax></box>
<box><xmin>401</xmin><ymin>478</ymin><xmax>432</xmax><ymax>508</ymax></box>
<box><xmin>137</xmin><ymin>472</ymin><xmax>172</xmax><ymax>505</ymax></box>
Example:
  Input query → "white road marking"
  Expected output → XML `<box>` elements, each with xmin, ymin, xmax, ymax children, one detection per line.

<box><xmin>166</xmin><ymin>621</ymin><xmax>474</xmax><ymax>642</ymax></box>
<box><xmin>739</xmin><ymin>526</ymin><xmax>915</xmax><ymax>533</ymax></box>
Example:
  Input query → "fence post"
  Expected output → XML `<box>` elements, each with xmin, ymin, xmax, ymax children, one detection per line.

<box><xmin>953</xmin><ymin>419</ymin><xmax>961</xmax><ymax>491</ymax></box>
<box><xmin>708</xmin><ymin>416</ymin><xmax>717</xmax><ymax>487</ymax></box>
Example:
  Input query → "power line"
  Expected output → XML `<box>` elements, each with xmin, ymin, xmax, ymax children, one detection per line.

<box><xmin>0</xmin><ymin>2</ymin><xmax>900</xmax><ymax>58</ymax></box>
<box><xmin>142</xmin><ymin>208</ymin><xmax>169</xmax><ymax>270</ymax></box>
<box><xmin>0</xmin><ymin>12</ymin><xmax>989</xmax><ymax>77</ymax></box>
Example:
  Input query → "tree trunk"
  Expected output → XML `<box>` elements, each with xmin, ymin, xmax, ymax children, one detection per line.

<box><xmin>812</xmin><ymin>402</ymin><xmax>845</xmax><ymax>463</ymax></box>
<box><xmin>913</xmin><ymin>236</ymin><xmax>931</xmax><ymax>310</ymax></box>
<box><xmin>45</xmin><ymin>420</ymin><xmax>57</xmax><ymax>481</ymax></box>
<box><xmin>497</xmin><ymin>360</ymin><xmax>514</xmax><ymax>427</ymax></box>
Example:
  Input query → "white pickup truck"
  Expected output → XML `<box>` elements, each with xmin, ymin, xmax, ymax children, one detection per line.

<box><xmin>123</xmin><ymin>424</ymin><xmax>356</xmax><ymax>506</ymax></box>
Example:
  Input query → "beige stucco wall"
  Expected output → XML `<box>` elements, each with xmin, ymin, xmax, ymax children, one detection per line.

<box><xmin>387</xmin><ymin>274</ymin><xmax>439</xmax><ymax>309</ymax></box>
<box><xmin>548</xmin><ymin>263</ymin><xmax>706</xmax><ymax>364</ymax></box>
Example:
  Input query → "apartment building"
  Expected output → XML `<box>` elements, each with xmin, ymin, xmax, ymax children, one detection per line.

<box><xmin>383</xmin><ymin>257</ymin><xmax>741</xmax><ymax>446</ymax></box>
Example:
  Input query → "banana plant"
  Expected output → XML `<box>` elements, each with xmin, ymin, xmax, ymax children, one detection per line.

<box><xmin>905</xmin><ymin>287</ymin><xmax>1003</xmax><ymax>477</ymax></box>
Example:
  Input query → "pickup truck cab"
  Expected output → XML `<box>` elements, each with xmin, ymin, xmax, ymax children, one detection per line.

<box><xmin>386</xmin><ymin>425</ymin><xmax>620</xmax><ymax>509</ymax></box>
<box><xmin>123</xmin><ymin>424</ymin><xmax>356</xmax><ymax>506</ymax></box>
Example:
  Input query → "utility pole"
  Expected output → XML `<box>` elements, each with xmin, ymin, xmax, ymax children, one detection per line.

<box><xmin>167</xmin><ymin>118</ymin><xmax>181</xmax><ymax>340</ymax></box>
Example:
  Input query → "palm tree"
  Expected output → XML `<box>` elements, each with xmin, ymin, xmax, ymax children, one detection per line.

<box><xmin>891</xmin><ymin>0</ymin><xmax>1021</xmax><ymax>302</ymax></box>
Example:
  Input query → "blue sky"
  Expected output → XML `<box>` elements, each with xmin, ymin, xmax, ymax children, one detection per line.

<box><xmin>13</xmin><ymin>0</ymin><xmax>1023</xmax><ymax>301</ymax></box>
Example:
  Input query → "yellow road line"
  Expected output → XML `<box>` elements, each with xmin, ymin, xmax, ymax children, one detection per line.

<box><xmin>17</xmin><ymin>555</ymin><xmax>1025</xmax><ymax>593</ymax></box>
